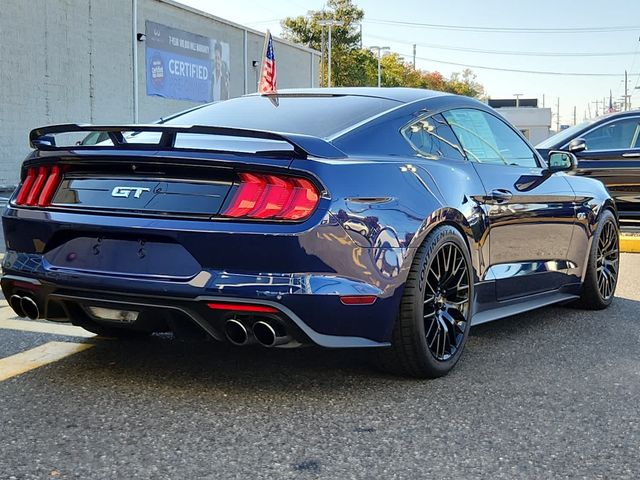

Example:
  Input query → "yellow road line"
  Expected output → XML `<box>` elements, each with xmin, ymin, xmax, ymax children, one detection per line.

<box><xmin>0</xmin><ymin>318</ymin><xmax>96</xmax><ymax>338</ymax></box>
<box><xmin>620</xmin><ymin>235</ymin><xmax>640</xmax><ymax>253</ymax></box>
<box><xmin>0</xmin><ymin>341</ymin><xmax>93</xmax><ymax>381</ymax></box>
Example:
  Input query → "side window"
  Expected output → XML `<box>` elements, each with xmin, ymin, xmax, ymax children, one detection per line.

<box><xmin>582</xmin><ymin>117</ymin><xmax>640</xmax><ymax>150</ymax></box>
<box><xmin>442</xmin><ymin>109</ymin><xmax>538</xmax><ymax>167</ymax></box>
<box><xmin>401</xmin><ymin>113</ymin><xmax>465</xmax><ymax>160</ymax></box>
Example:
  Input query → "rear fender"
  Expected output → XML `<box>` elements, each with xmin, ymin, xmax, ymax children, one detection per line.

<box><xmin>407</xmin><ymin>207</ymin><xmax>485</xmax><ymax>286</ymax></box>
<box><xmin>564</xmin><ymin>174</ymin><xmax>617</xmax><ymax>281</ymax></box>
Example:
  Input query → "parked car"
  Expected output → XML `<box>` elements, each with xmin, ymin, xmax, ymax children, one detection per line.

<box><xmin>1</xmin><ymin>88</ymin><xmax>619</xmax><ymax>378</ymax></box>
<box><xmin>537</xmin><ymin>110</ymin><xmax>640</xmax><ymax>226</ymax></box>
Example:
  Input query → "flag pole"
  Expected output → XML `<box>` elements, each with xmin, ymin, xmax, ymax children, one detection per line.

<box><xmin>258</xmin><ymin>29</ymin><xmax>270</xmax><ymax>92</ymax></box>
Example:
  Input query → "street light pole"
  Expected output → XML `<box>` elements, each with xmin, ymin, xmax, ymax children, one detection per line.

<box><xmin>318</xmin><ymin>19</ymin><xmax>343</xmax><ymax>87</ymax></box>
<box><xmin>513</xmin><ymin>93</ymin><xmax>523</xmax><ymax>108</ymax></box>
<box><xmin>319</xmin><ymin>24</ymin><xmax>325</xmax><ymax>87</ymax></box>
<box><xmin>370</xmin><ymin>46</ymin><xmax>389</xmax><ymax>87</ymax></box>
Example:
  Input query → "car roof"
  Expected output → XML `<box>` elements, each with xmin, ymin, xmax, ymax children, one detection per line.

<box><xmin>537</xmin><ymin>108</ymin><xmax>640</xmax><ymax>149</ymax></box>
<box><xmin>592</xmin><ymin>109</ymin><xmax>640</xmax><ymax>122</ymax></box>
<box><xmin>244</xmin><ymin>87</ymin><xmax>450</xmax><ymax>104</ymax></box>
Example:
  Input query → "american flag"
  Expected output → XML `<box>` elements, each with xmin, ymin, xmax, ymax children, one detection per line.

<box><xmin>258</xmin><ymin>30</ymin><xmax>277</xmax><ymax>95</ymax></box>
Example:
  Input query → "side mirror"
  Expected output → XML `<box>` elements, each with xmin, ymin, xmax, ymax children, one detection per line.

<box><xmin>567</xmin><ymin>137</ymin><xmax>586</xmax><ymax>153</ymax></box>
<box><xmin>547</xmin><ymin>151</ymin><xmax>578</xmax><ymax>173</ymax></box>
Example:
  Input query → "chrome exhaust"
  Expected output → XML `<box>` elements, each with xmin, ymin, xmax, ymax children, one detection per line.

<box><xmin>20</xmin><ymin>296</ymin><xmax>40</xmax><ymax>320</ymax></box>
<box><xmin>252</xmin><ymin>320</ymin><xmax>291</xmax><ymax>348</ymax></box>
<box><xmin>9</xmin><ymin>295</ymin><xmax>26</xmax><ymax>318</ymax></box>
<box><xmin>224</xmin><ymin>318</ymin><xmax>254</xmax><ymax>346</ymax></box>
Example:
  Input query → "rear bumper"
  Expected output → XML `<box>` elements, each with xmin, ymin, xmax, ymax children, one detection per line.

<box><xmin>1</xmin><ymin>204</ymin><xmax>409</xmax><ymax>346</ymax></box>
<box><xmin>1</xmin><ymin>252</ymin><xmax>395</xmax><ymax>348</ymax></box>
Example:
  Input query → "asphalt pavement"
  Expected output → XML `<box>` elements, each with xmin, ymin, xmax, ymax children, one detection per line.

<box><xmin>0</xmin><ymin>255</ymin><xmax>639</xmax><ymax>479</ymax></box>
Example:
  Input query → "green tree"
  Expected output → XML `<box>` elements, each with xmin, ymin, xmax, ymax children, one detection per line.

<box><xmin>281</xmin><ymin>0</ymin><xmax>484</xmax><ymax>97</ymax></box>
<box><xmin>281</xmin><ymin>0</ymin><xmax>365</xmax><ymax>86</ymax></box>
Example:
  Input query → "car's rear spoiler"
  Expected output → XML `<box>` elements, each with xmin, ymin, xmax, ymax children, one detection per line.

<box><xmin>28</xmin><ymin>123</ymin><xmax>347</xmax><ymax>160</ymax></box>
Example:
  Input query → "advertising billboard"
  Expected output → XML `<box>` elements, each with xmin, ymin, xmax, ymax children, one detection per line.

<box><xmin>145</xmin><ymin>21</ymin><xmax>230</xmax><ymax>103</ymax></box>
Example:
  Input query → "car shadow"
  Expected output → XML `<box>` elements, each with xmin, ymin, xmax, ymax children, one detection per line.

<box><xmin>43</xmin><ymin>295</ymin><xmax>640</xmax><ymax>393</ymax></box>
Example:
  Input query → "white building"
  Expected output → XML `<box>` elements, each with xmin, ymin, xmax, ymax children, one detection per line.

<box><xmin>488</xmin><ymin>99</ymin><xmax>552</xmax><ymax>145</ymax></box>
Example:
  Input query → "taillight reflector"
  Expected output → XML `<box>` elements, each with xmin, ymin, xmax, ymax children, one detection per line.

<box><xmin>207</xmin><ymin>302</ymin><xmax>279</xmax><ymax>313</ymax></box>
<box><xmin>339</xmin><ymin>295</ymin><xmax>378</xmax><ymax>305</ymax></box>
<box><xmin>15</xmin><ymin>165</ymin><xmax>63</xmax><ymax>207</ymax></box>
<box><xmin>223</xmin><ymin>173</ymin><xmax>320</xmax><ymax>221</ymax></box>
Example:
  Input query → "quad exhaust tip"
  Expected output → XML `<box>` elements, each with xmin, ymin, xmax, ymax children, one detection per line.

<box><xmin>224</xmin><ymin>318</ymin><xmax>252</xmax><ymax>346</ymax></box>
<box><xmin>9</xmin><ymin>295</ymin><xmax>26</xmax><ymax>318</ymax></box>
<box><xmin>9</xmin><ymin>295</ymin><xmax>40</xmax><ymax>320</ymax></box>
<box><xmin>21</xmin><ymin>296</ymin><xmax>40</xmax><ymax>320</ymax></box>
<box><xmin>224</xmin><ymin>318</ymin><xmax>292</xmax><ymax>347</ymax></box>
<box><xmin>252</xmin><ymin>320</ymin><xmax>291</xmax><ymax>348</ymax></box>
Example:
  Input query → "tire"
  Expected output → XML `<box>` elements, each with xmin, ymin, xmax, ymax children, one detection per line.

<box><xmin>573</xmin><ymin>209</ymin><xmax>619</xmax><ymax>310</ymax></box>
<box><xmin>376</xmin><ymin>225</ymin><xmax>473</xmax><ymax>378</ymax></box>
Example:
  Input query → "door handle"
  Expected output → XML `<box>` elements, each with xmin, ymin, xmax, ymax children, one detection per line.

<box><xmin>487</xmin><ymin>189</ymin><xmax>513</xmax><ymax>203</ymax></box>
<box><xmin>622</xmin><ymin>152</ymin><xmax>640</xmax><ymax>158</ymax></box>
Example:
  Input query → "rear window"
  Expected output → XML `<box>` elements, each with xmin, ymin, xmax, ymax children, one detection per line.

<box><xmin>163</xmin><ymin>94</ymin><xmax>399</xmax><ymax>138</ymax></box>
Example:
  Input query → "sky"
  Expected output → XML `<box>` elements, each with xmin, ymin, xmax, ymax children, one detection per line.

<box><xmin>176</xmin><ymin>0</ymin><xmax>640</xmax><ymax>126</ymax></box>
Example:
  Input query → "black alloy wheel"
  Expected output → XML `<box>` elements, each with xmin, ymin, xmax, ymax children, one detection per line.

<box><xmin>423</xmin><ymin>242</ymin><xmax>470</xmax><ymax>361</ymax></box>
<box><xmin>596</xmin><ymin>220</ymin><xmax>619</xmax><ymax>301</ymax></box>
<box><xmin>573</xmin><ymin>209</ymin><xmax>619</xmax><ymax>310</ymax></box>
<box><xmin>377</xmin><ymin>225</ymin><xmax>473</xmax><ymax>378</ymax></box>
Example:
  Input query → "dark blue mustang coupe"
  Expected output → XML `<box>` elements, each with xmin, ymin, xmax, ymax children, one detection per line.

<box><xmin>1</xmin><ymin>88</ymin><xmax>620</xmax><ymax>377</ymax></box>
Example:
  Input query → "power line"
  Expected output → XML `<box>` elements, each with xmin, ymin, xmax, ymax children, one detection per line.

<box><xmin>399</xmin><ymin>52</ymin><xmax>639</xmax><ymax>77</ymax></box>
<box><xmin>365</xmin><ymin>18</ymin><xmax>640</xmax><ymax>33</ymax></box>
<box><xmin>367</xmin><ymin>34</ymin><xmax>637</xmax><ymax>57</ymax></box>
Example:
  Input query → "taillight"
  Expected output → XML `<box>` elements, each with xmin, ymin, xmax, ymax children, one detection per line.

<box><xmin>222</xmin><ymin>173</ymin><xmax>320</xmax><ymax>221</ymax></box>
<box><xmin>37</xmin><ymin>165</ymin><xmax>61</xmax><ymax>206</ymax></box>
<box><xmin>15</xmin><ymin>165</ymin><xmax>63</xmax><ymax>207</ymax></box>
<box><xmin>14</xmin><ymin>167</ymin><xmax>37</xmax><ymax>205</ymax></box>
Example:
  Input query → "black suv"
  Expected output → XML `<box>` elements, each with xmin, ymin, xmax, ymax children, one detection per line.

<box><xmin>537</xmin><ymin>111</ymin><xmax>640</xmax><ymax>227</ymax></box>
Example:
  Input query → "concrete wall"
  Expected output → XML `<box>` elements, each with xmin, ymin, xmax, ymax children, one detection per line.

<box><xmin>0</xmin><ymin>0</ymin><xmax>319</xmax><ymax>186</ymax></box>
<box><xmin>0</xmin><ymin>0</ymin><xmax>134</xmax><ymax>187</ymax></box>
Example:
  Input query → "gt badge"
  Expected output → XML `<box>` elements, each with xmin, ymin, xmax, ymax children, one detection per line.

<box><xmin>111</xmin><ymin>186</ymin><xmax>151</xmax><ymax>199</ymax></box>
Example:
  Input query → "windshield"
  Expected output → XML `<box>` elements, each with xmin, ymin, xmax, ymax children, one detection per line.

<box><xmin>536</xmin><ymin>120</ymin><xmax>592</xmax><ymax>148</ymax></box>
<box><xmin>163</xmin><ymin>94</ymin><xmax>399</xmax><ymax>138</ymax></box>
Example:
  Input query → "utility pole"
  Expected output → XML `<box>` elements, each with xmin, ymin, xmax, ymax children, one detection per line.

<box><xmin>412</xmin><ymin>44</ymin><xmax>416</xmax><ymax>69</ymax></box>
<box><xmin>320</xmin><ymin>24</ymin><xmax>325</xmax><ymax>87</ymax></box>
<box><xmin>542</xmin><ymin>94</ymin><xmax>545</xmax><ymax>108</ymax></box>
<box><xmin>318</xmin><ymin>19</ymin><xmax>343</xmax><ymax>88</ymax></box>
<box><xmin>370</xmin><ymin>46</ymin><xmax>390</xmax><ymax>87</ymax></box>
<box><xmin>556</xmin><ymin>97</ymin><xmax>560</xmax><ymax>132</ymax></box>
<box><xmin>624</xmin><ymin>70</ymin><xmax>629</xmax><ymax>111</ymax></box>
<box><xmin>132</xmin><ymin>0</ymin><xmax>139</xmax><ymax>122</ymax></box>
<box><xmin>573</xmin><ymin>106</ymin><xmax>577</xmax><ymax>125</ymax></box>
